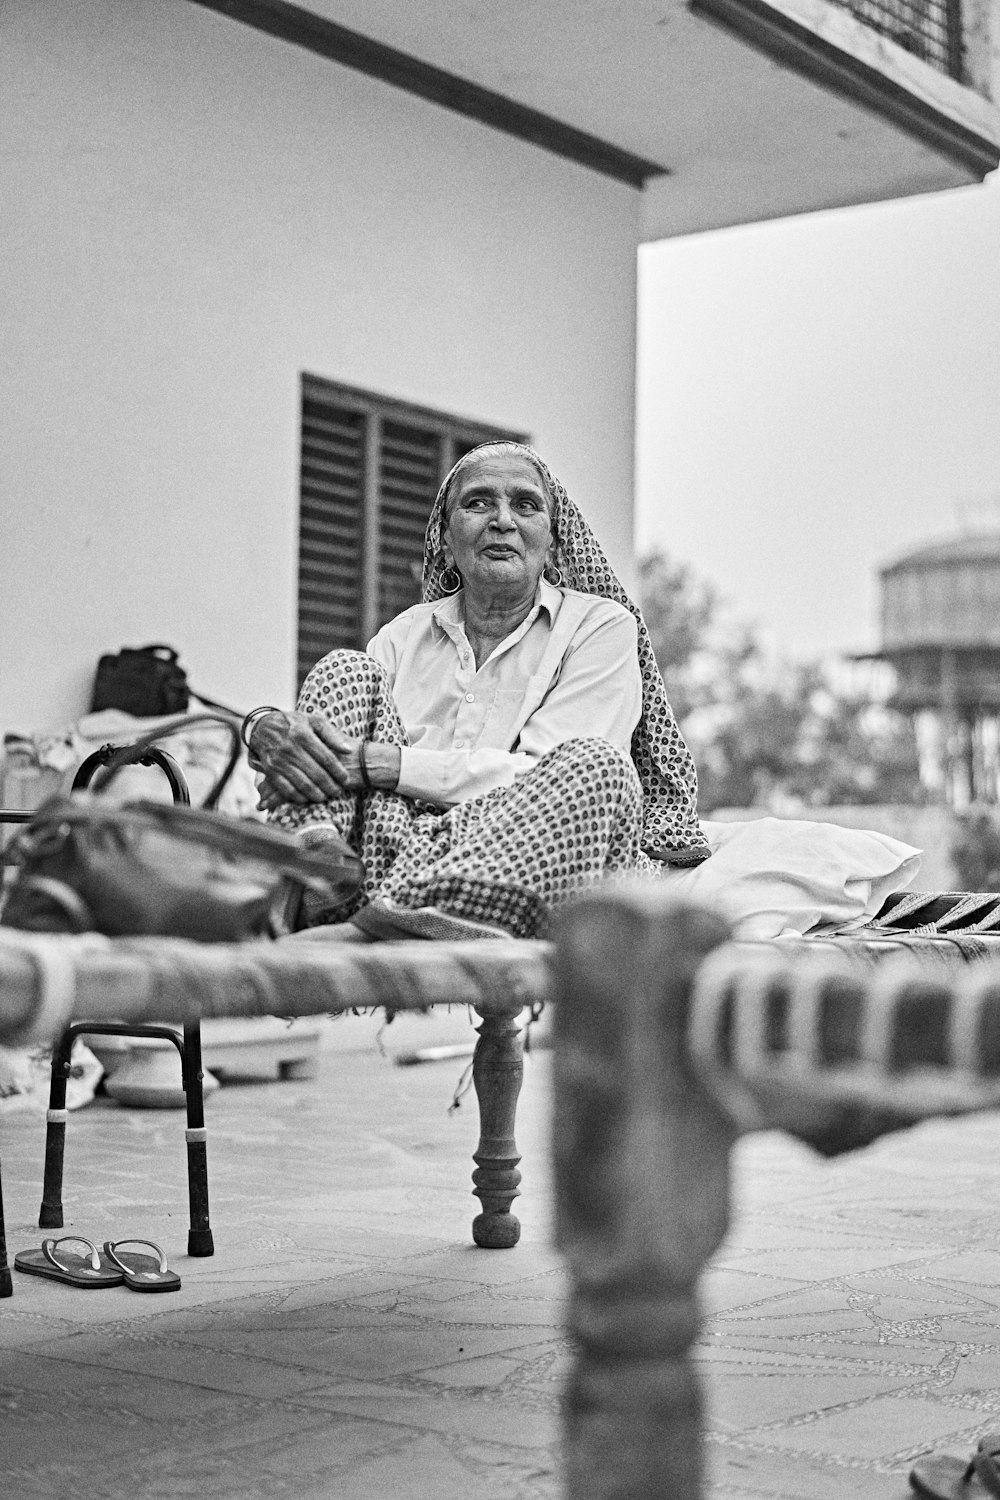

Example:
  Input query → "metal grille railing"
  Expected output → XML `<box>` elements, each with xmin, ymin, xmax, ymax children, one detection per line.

<box><xmin>828</xmin><ymin>0</ymin><xmax>963</xmax><ymax>77</ymax></box>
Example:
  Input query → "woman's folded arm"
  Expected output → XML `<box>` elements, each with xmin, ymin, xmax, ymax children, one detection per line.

<box><xmin>395</xmin><ymin>745</ymin><xmax>530</xmax><ymax>805</ymax></box>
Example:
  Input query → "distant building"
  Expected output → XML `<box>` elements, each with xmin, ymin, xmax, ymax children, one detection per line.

<box><xmin>876</xmin><ymin>533</ymin><xmax>1000</xmax><ymax>806</ymax></box>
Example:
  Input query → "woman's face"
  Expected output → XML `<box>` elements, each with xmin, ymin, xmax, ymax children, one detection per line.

<box><xmin>442</xmin><ymin>452</ymin><xmax>553</xmax><ymax>602</ymax></box>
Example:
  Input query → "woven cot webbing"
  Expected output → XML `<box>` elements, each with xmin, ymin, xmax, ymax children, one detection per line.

<box><xmin>845</xmin><ymin>891</ymin><xmax>1000</xmax><ymax>940</ymax></box>
<box><xmin>688</xmin><ymin>945</ymin><xmax>1000</xmax><ymax>1134</ymax></box>
<box><xmin>0</xmin><ymin>930</ymin><xmax>551</xmax><ymax>1048</ymax></box>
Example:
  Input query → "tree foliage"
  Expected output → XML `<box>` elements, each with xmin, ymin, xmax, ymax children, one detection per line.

<box><xmin>638</xmin><ymin>549</ymin><xmax>922</xmax><ymax>813</ymax></box>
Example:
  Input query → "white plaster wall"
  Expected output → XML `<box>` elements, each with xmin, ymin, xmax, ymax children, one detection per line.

<box><xmin>0</xmin><ymin>0</ymin><xmax>639</xmax><ymax>734</ymax></box>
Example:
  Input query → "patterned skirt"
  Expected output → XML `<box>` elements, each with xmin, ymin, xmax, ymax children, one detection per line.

<box><xmin>268</xmin><ymin>650</ymin><xmax>646</xmax><ymax>940</ymax></box>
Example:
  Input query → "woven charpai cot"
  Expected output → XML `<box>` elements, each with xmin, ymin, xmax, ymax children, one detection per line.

<box><xmin>0</xmin><ymin>928</ymin><xmax>552</xmax><ymax>1262</ymax></box>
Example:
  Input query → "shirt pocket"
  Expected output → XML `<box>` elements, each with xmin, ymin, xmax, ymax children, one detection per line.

<box><xmin>482</xmin><ymin>675</ymin><xmax>551</xmax><ymax>750</ymax></box>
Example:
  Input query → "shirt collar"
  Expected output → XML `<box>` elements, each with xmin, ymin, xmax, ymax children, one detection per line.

<box><xmin>537</xmin><ymin>577</ymin><xmax>563</xmax><ymax>623</ymax></box>
<box><xmin>431</xmin><ymin>578</ymin><xmax>562</xmax><ymax>635</ymax></box>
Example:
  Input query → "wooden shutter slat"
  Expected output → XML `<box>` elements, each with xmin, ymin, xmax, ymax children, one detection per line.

<box><xmin>299</xmin><ymin>523</ymin><xmax>360</xmax><ymax>542</ymax></box>
<box><xmin>301</xmin><ymin>459</ymin><xmax>362</xmax><ymax>487</ymax></box>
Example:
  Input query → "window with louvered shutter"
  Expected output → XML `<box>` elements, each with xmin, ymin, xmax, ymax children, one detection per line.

<box><xmin>297</xmin><ymin>376</ymin><xmax>526</xmax><ymax>686</ymax></box>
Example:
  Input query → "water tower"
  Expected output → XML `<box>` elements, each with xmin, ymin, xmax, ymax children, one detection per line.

<box><xmin>878</xmin><ymin>533</ymin><xmax>1000</xmax><ymax>806</ymax></box>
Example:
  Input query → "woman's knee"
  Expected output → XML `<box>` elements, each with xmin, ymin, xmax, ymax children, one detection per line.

<box><xmin>538</xmin><ymin>738</ymin><xmax>642</xmax><ymax>806</ymax></box>
<box><xmin>548</xmin><ymin>736</ymin><xmax>638</xmax><ymax>778</ymax></box>
<box><xmin>299</xmin><ymin>650</ymin><xmax>392</xmax><ymax>712</ymax></box>
<box><xmin>298</xmin><ymin>650</ymin><xmax>407</xmax><ymax>748</ymax></box>
<box><xmin>304</xmin><ymin>648</ymin><xmax>388</xmax><ymax>689</ymax></box>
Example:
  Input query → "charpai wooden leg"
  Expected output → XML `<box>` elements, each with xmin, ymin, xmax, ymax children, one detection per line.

<box><xmin>470</xmin><ymin>1007</ymin><xmax>524</xmax><ymax>1249</ymax></box>
<box><xmin>553</xmin><ymin>897</ymin><xmax>732</xmax><ymax>1500</ymax></box>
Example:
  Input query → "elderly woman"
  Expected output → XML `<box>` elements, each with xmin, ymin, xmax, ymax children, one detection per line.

<box><xmin>243</xmin><ymin>443</ymin><xmax>709</xmax><ymax>940</ymax></box>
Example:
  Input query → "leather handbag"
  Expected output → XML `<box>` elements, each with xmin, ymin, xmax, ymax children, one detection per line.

<box><xmin>89</xmin><ymin>645</ymin><xmax>192</xmax><ymax>717</ymax></box>
<box><xmin>0</xmin><ymin>714</ymin><xmax>364</xmax><ymax>942</ymax></box>
<box><xmin>89</xmin><ymin>643</ymin><xmax>241</xmax><ymax>718</ymax></box>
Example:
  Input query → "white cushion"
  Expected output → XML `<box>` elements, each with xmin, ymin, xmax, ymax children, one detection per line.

<box><xmin>658</xmin><ymin>817</ymin><xmax>922</xmax><ymax>940</ymax></box>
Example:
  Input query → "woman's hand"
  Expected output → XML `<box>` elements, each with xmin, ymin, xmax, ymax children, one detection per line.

<box><xmin>248</xmin><ymin>710</ymin><xmax>402</xmax><ymax>811</ymax></box>
<box><xmin>248</xmin><ymin>710</ymin><xmax>362</xmax><ymax>807</ymax></box>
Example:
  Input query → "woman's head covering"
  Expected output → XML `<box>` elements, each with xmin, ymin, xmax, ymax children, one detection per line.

<box><xmin>423</xmin><ymin>441</ymin><xmax>710</xmax><ymax>866</ymax></box>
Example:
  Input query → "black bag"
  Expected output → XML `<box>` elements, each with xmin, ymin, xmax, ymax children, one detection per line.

<box><xmin>89</xmin><ymin>645</ymin><xmax>239</xmax><ymax>719</ymax></box>
<box><xmin>0</xmin><ymin>714</ymin><xmax>365</xmax><ymax>942</ymax></box>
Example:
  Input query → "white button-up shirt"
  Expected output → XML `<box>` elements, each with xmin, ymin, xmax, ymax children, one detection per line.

<box><xmin>367</xmin><ymin>580</ymin><xmax>642</xmax><ymax>808</ymax></box>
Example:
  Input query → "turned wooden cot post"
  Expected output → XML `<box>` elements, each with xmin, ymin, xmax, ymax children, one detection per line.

<box><xmin>470</xmin><ymin>1006</ymin><xmax>524</xmax><ymax>1248</ymax></box>
<box><xmin>552</xmin><ymin>892</ymin><xmax>732</xmax><ymax>1500</ymax></box>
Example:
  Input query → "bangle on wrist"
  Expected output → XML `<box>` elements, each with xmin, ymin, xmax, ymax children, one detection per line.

<box><xmin>240</xmin><ymin>706</ymin><xmax>281</xmax><ymax>750</ymax></box>
<box><xmin>358</xmin><ymin>740</ymin><xmax>375</xmax><ymax>791</ymax></box>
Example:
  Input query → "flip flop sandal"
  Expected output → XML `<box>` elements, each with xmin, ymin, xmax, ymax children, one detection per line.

<box><xmin>911</xmin><ymin>1434</ymin><xmax>1000</xmax><ymax>1499</ymax></box>
<box><xmin>14</xmin><ymin>1236</ymin><xmax>124</xmax><ymax>1289</ymax></box>
<box><xmin>102</xmin><ymin>1239</ymin><xmax>181</xmax><ymax>1293</ymax></box>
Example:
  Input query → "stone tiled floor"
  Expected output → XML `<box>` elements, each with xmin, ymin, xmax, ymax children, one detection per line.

<box><xmin>705</xmin><ymin>1118</ymin><xmax>1000</xmax><ymax>1498</ymax></box>
<box><xmin>3</xmin><ymin>1012</ymin><xmax>1000</xmax><ymax>1498</ymax></box>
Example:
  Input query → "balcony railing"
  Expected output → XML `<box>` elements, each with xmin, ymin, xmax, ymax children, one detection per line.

<box><xmin>827</xmin><ymin>0</ymin><xmax>963</xmax><ymax>77</ymax></box>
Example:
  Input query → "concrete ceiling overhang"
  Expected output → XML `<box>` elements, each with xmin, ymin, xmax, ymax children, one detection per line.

<box><xmin>193</xmin><ymin>0</ymin><xmax>1000</xmax><ymax>238</ymax></box>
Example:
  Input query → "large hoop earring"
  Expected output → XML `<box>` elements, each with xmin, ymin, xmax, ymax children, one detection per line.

<box><xmin>439</xmin><ymin>564</ymin><xmax>462</xmax><ymax>595</ymax></box>
<box><xmin>543</xmin><ymin>561</ymin><xmax>564</xmax><ymax>587</ymax></box>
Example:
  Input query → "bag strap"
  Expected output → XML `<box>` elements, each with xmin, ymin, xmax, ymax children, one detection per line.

<box><xmin>92</xmin><ymin>712</ymin><xmax>242</xmax><ymax>810</ymax></box>
<box><xmin>188</xmin><ymin>688</ymin><xmax>245</xmax><ymax>718</ymax></box>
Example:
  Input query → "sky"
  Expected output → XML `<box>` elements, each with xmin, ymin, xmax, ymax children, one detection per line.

<box><xmin>635</xmin><ymin>168</ymin><xmax>1000</xmax><ymax>665</ymax></box>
